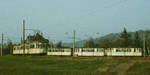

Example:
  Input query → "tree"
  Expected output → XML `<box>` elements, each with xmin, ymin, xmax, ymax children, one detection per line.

<box><xmin>56</xmin><ymin>41</ymin><xmax>62</xmax><ymax>48</ymax></box>
<box><xmin>83</xmin><ymin>38</ymin><xmax>95</xmax><ymax>48</ymax></box>
<box><xmin>146</xmin><ymin>37</ymin><xmax>150</xmax><ymax>55</ymax></box>
<box><xmin>120</xmin><ymin>28</ymin><xmax>131</xmax><ymax>47</ymax></box>
<box><xmin>134</xmin><ymin>31</ymin><xmax>141</xmax><ymax>48</ymax></box>
<box><xmin>112</xmin><ymin>39</ymin><xmax>122</xmax><ymax>48</ymax></box>
<box><xmin>100</xmin><ymin>38</ymin><xmax>113</xmax><ymax>48</ymax></box>
<box><xmin>49</xmin><ymin>41</ymin><xmax>54</xmax><ymax>48</ymax></box>
<box><xmin>26</xmin><ymin>33</ymin><xmax>49</xmax><ymax>43</ymax></box>
<box><xmin>7</xmin><ymin>41</ymin><xmax>13</xmax><ymax>55</ymax></box>
<box><xmin>144</xmin><ymin>31</ymin><xmax>150</xmax><ymax>56</ymax></box>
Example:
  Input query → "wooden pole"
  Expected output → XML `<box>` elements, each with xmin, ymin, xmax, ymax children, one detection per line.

<box><xmin>1</xmin><ymin>33</ymin><xmax>3</xmax><ymax>56</ymax></box>
<box><xmin>73</xmin><ymin>30</ymin><xmax>76</xmax><ymax>56</ymax></box>
<box><xmin>143</xmin><ymin>32</ymin><xmax>146</xmax><ymax>57</ymax></box>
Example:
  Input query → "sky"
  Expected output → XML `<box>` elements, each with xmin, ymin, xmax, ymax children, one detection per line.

<box><xmin>0</xmin><ymin>0</ymin><xmax>150</xmax><ymax>43</ymax></box>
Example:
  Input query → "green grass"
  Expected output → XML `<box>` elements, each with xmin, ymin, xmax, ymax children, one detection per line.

<box><xmin>0</xmin><ymin>56</ymin><xmax>114</xmax><ymax>75</ymax></box>
<box><xmin>0</xmin><ymin>56</ymin><xmax>150</xmax><ymax>75</ymax></box>
<box><xmin>127</xmin><ymin>62</ymin><xmax>150</xmax><ymax>75</ymax></box>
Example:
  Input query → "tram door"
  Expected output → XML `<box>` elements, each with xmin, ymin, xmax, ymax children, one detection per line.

<box><xmin>104</xmin><ymin>49</ymin><xmax>107</xmax><ymax>56</ymax></box>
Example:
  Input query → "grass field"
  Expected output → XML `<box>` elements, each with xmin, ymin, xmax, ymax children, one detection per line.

<box><xmin>0</xmin><ymin>56</ymin><xmax>150</xmax><ymax>75</ymax></box>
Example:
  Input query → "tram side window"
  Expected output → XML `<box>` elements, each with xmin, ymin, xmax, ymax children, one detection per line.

<box><xmin>65</xmin><ymin>49</ymin><xmax>70</xmax><ymax>52</ymax></box>
<box><xmin>138</xmin><ymin>48</ymin><xmax>141</xmax><ymax>52</ymax></box>
<box><xmin>21</xmin><ymin>46</ymin><xmax>23</xmax><ymax>49</ymax></box>
<box><xmin>38</xmin><ymin>44</ymin><xmax>41</xmax><ymax>48</ymax></box>
<box><xmin>30</xmin><ymin>45</ymin><xmax>35</xmax><ymax>48</ymax></box>
<box><xmin>84</xmin><ymin>50</ymin><xmax>94</xmax><ymax>52</ymax></box>
<box><xmin>39</xmin><ymin>44</ymin><xmax>42</xmax><ymax>48</ymax></box>
<box><xmin>51</xmin><ymin>50</ymin><xmax>54</xmax><ymax>52</ymax></box>
<box><xmin>134</xmin><ymin>48</ymin><xmax>136</xmax><ymax>52</ymax></box>
<box><xmin>97</xmin><ymin>49</ymin><xmax>103</xmax><ymax>52</ymax></box>
<box><xmin>116</xmin><ymin>49</ymin><xmax>119</xmax><ymax>52</ymax></box>
<box><xmin>62</xmin><ymin>50</ymin><xmax>64</xmax><ymax>52</ymax></box>
<box><xmin>116</xmin><ymin>49</ymin><xmax>122</xmax><ymax>52</ymax></box>
<box><xmin>82</xmin><ymin>50</ymin><xmax>84</xmax><ymax>52</ymax></box>
<box><xmin>127</xmin><ymin>49</ymin><xmax>131</xmax><ymax>52</ymax></box>
<box><xmin>15</xmin><ymin>47</ymin><xmax>19</xmax><ymax>50</ymax></box>
<box><xmin>40</xmin><ymin>44</ymin><xmax>46</xmax><ymax>48</ymax></box>
<box><xmin>55</xmin><ymin>50</ymin><xmax>57</xmax><ymax>52</ymax></box>
<box><xmin>26</xmin><ymin>46</ymin><xmax>30</xmax><ymax>49</ymax></box>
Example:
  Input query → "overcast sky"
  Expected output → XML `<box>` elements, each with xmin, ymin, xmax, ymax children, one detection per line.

<box><xmin>0</xmin><ymin>0</ymin><xmax>150</xmax><ymax>43</ymax></box>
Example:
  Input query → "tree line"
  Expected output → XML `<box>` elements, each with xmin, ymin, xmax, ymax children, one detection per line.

<box><xmin>1</xmin><ymin>28</ymin><xmax>150</xmax><ymax>56</ymax></box>
<box><xmin>83</xmin><ymin>28</ymin><xmax>150</xmax><ymax>56</ymax></box>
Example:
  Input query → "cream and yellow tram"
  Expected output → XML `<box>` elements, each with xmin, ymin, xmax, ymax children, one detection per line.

<box><xmin>13</xmin><ymin>42</ymin><xmax>47</xmax><ymax>55</ymax></box>
<box><xmin>47</xmin><ymin>48</ymin><xmax>142</xmax><ymax>56</ymax></box>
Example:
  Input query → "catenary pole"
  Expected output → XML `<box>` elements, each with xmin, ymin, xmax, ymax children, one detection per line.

<box><xmin>143</xmin><ymin>32</ymin><xmax>146</xmax><ymax>57</ymax></box>
<box><xmin>23</xmin><ymin>20</ymin><xmax>25</xmax><ymax>55</ymax></box>
<box><xmin>73</xmin><ymin>30</ymin><xmax>76</xmax><ymax>56</ymax></box>
<box><xmin>1</xmin><ymin>33</ymin><xmax>3</xmax><ymax>56</ymax></box>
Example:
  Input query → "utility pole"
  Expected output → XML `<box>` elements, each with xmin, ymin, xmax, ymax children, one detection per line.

<box><xmin>23</xmin><ymin>20</ymin><xmax>25</xmax><ymax>55</ymax></box>
<box><xmin>73</xmin><ymin>30</ymin><xmax>76</xmax><ymax>56</ymax></box>
<box><xmin>1</xmin><ymin>33</ymin><xmax>3</xmax><ymax>56</ymax></box>
<box><xmin>143</xmin><ymin>32</ymin><xmax>146</xmax><ymax>57</ymax></box>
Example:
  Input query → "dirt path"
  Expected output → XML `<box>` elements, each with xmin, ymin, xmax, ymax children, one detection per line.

<box><xmin>96</xmin><ymin>61</ymin><xmax>136</xmax><ymax>75</ymax></box>
<box><xmin>112</xmin><ymin>62</ymin><xmax>134</xmax><ymax>75</ymax></box>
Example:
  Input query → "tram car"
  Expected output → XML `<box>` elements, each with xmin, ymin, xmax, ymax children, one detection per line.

<box><xmin>75</xmin><ymin>48</ymin><xmax>142</xmax><ymax>56</ymax></box>
<box><xmin>74</xmin><ymin>48</ymin><xmax>104</xmax><ymax>56</ymax></box>
<box><xmin>47</xmin><ymin>48</ymin><xmax>142</xmax><ymax>56</ymax></box>
<box><xmin>13</xmin><ymin>42</ymin><xmax>47</xmax><ymax>55</ymax></box>
<box><xmin>47</xmin><ymin>48</ymin><xmax>71</xmax><ymax>56</ymax></box>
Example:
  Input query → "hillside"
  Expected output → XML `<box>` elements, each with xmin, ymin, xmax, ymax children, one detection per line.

<box><xmin>63</xmin><ymin>29</ymin><xmax>150</xmax><ymax>48</ymax></box>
